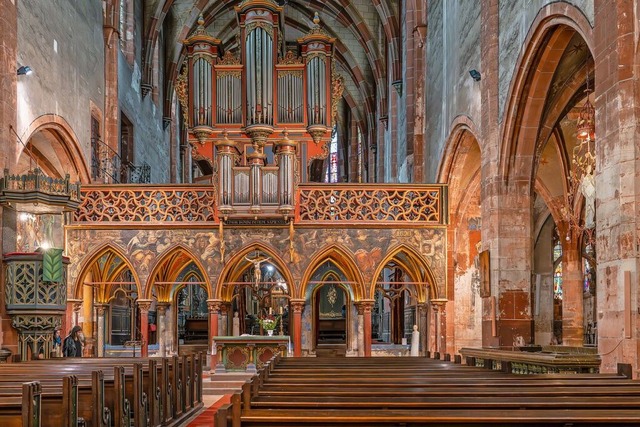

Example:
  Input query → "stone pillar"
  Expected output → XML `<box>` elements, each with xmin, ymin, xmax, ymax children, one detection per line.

<box><xmin>102</xmin><ymin>0</ymin><xmax>120</xmax><ymax>158</ymax></box>
<box><xmin>95</xmin><ymin>304</ymin><xmax>108</xmax><ymax>358</ymax></box>
<box><xmin>356</xmin><ymin>303</ymin><xmax>364</xmax><ymax>357</ymax></box>
<box><xmin>417</xmin><ymin>302</ymin><xmax>429</xmax><ymax>356</ymax></box>
<box><xmin>220</xmin><ymin>303</ymin><xmax>231</xmax><ymax>336</ymax></box>
<box><xmin>206</xmin><ymin>299</ymin><xmax>222</xmax><ymax>352</ymax></box>
<box><xmin>593</xmin><ymin>0</ymin><xmax>640</xmax><ymax>375</ymax></box>
<box><xmin>156</xmin><ymin>302</ymin><xmax>170</xmax><ymax>357</ymax></box>
<box><xmin>480</xmin><ymin>0</ymin><xmax>534</xmax><ymax>349</ymax></box>
<box><xmin>559</xmin><ymin>224</ymin><xmax>584</xmax><ymax>346</ymax></box>
<box><xmin>431</xmin><ymin>299</ymin><xmax>447</xmax><ymax>355</ymax></box>
<box><xmin>290</xmin><ymin>299</ymin><xmax>305</xmax><ymax>357</ymax></box>
<box><xmin>137</xmin><ymin>299</ymin><xmax>153</xmax><ymax>357</ymax></box>
<box><xmin>356</xmin><ymin>300</ymin><xmax>374</xmax><ymax>357</ymax></box>
<box><xmin>0</xmin><ymin>0</ymin><xmax>17</xmax><ymax>351</ymax></box>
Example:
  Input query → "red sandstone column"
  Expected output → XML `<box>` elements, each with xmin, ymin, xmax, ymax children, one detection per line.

<box><xmin>417</xmin><ymin>302</ymin><xmax>429</xmax><ymax>356</ymax></box>
<box><xmin>357</xmin><ymin>300</ymin><xmax>374</xmax><ymax>357</ymax></box>
<box><xmin>593</xmin><ymin>0</ymin><xmax>640</xmax><ymax>375</ymax></box>
<box><xmin>290</xmin><ymin>299</ymin><xmax>305</xmax><ymax>357</ymax></box>
<box><xmin>559</xmin><ymin>224</ymin><xmax>584</xmax><ymax>346</ymax></box>
<box><xmin>0</xmin><ymin>0</ymin><xmax>18</xmax><ymax>357</ymax></box>
<box><xmin>431</xmin><ymin>299</ymin><xmax>447</xmax><ymax>356</ymax></box>
<box><xmin>137</xmin><ymin>300</ymin><xmax>152</xmax><ymax>357</ymax></box>
<box><xmin>206</xmin><ymin>299</ymin><xmax>222</xmax><ymax>345</ymax></box>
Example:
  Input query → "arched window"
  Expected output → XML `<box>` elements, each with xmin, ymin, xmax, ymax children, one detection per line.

<box><xmin>553</xmin><ymin>228</ymin><xmax>562</xmax><ymax>300</ymax></box>
<box><xmin>325</xmin><ymin>125</ymin><xmax>338</xmax><ymax>183</ymax></box>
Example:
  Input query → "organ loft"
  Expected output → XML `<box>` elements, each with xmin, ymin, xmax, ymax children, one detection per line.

<box><xmin>1</xmin><ymin>0</ymin><xmax>640</xmax><ymax>425</ymax></box>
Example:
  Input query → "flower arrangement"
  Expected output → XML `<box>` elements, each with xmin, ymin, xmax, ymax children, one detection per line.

<box><xmin>259</xmin><ymin>314</ymin><xmax>279</xmax><ymax>330</ymax></box>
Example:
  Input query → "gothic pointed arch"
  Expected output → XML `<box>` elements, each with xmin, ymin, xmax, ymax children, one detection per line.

<box><xmin>18</xmin><ymin>114</ymin><xmax>91</xmax><ymax>184</ymax></box>
<box><xmin>370</xmin><ymin>244</ymin><xmax>437</xmax><ymax>302</ymax></box>
<box><xmin>72</xmin><ymin>243</ymin><xmax>140</xmax><ymax>302</ymax></box>
<box><xmin>216</xmin><ymin>242</ymin><xmax>294</xmax><ymax>301</ymax></box>
<box><xmin>500</xmin><ymin>3</ymin><xmax>594</xmax><ymax>184</ymax></box>
<box><xmin>145</xmin><ymin>244</ymin><xmax>212</xmax><ymax>301</ymax></box>
<box><xmin>299</xmin><ymin>244</ymin><xmax>365</xmax><ymax>301</ymax></box>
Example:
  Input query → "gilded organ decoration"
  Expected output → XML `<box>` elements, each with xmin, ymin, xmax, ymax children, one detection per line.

<box><xmin>181</xmin><ymin>0</ymin><xmax>337</xmax><ymax>218</ymax></box>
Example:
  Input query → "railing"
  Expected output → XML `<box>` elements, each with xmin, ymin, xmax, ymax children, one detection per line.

<box><xmin>91</xmin><ymin>138</ymin><xmax>151</xmax><ymax>184</ymax></box>
<box><xmin>0</xmin><ymin>168</ymin><xmax>81</xmax><ymax>203</ymax></box>
<box><xmin>72</xmin><ymin>183</ymin><xmax>448</xmax><ymax>226</ymax></box>
<box><xmin>72</xmin><ymin>185</ymin><xmax>216</xmax><ymax>224</ymax></box>
<box><xmin>297</xmin><ymin>184</ymin><xmax>448</xmax><ymax>226</ymax></box>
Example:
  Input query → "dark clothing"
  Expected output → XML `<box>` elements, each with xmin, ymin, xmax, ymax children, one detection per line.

<box><xmin>63</xmin><ymin>336</ymin><xmax>82</xmax><ymax>357</ymax></box>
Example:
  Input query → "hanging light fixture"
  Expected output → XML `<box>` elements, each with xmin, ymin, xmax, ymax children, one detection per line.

<box><xmin>562</xmin><ymin>71</ymin><xmax>597</xmax><ymax>244</ymax></box>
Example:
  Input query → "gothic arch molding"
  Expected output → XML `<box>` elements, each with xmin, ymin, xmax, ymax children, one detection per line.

<box><xmin>299</xmin><ymin>244</ymin><xmax>365</xmax><ymax>301</ymax></box>
<box><xmin>145</xmin><ymin>244</ymin><xmax>212</xmax><ymax>300</ymax></box>
<box><xmin>369</xmin><ymin>244</ymin><xmax>437</xmax><ymax>303</ymax></box>
<box><xmin>72</xmin><ymin>243</ymin><xmax>141</xmax><ymax>302</ymax></box>
<box><xmin>18</xmin><ymin>114</ymin><xmax>91</xmax><ymax>184</ymax></box>
<box><xmin>500</xmin><ymin>3</ymin><xmax>594</xmax><ymax>184</ymax></box>
<box><xmin>215</xmin><ymin>242</ymin><xmax>295</xmax><ymax>301</ymax></box>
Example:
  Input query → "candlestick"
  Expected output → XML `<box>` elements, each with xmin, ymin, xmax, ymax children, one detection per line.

<box><xmin>278</xmin><ymin>306</ymin><xmax>283</xmax><ymax>315</ymax></box>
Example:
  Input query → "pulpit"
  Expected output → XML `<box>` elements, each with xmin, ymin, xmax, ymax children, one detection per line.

<box><xmin>213</xmin><ymin>335</ymin><xmax>289</xmax><ymax>372</ymax></box>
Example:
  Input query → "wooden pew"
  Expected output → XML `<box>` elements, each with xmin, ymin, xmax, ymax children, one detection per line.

<box><xmin>238</xmin><ymin>357</ymin><xmax>640</xmax><ymax>426</ymax></box>
<box><xmin>0</xmin><ymin>354</ymin><xmax>204</xmax><ymax>427</ymax></box>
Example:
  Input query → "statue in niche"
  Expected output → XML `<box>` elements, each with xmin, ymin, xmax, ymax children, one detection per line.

<box><xmin>580</xmin><ymin>164</ymin><xmax>596</xmax><ymax>229</ymax></box>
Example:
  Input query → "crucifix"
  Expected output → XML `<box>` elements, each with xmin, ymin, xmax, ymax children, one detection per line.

<box><xmin>245</xmin><ymin>253</ymin><xmax>271</xmax><ymax>288</ymax></box>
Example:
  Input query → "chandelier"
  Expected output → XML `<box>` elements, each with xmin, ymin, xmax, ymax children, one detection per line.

<box><xmin>562</xmin><ymin>83</ymin><xmax>596</xmax><ymax>244</ymax></box>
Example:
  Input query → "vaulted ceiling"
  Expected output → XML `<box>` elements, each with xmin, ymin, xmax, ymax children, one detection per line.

<box><xmin>141</xmin><ymin>0</ymin><xmax>400</xmax><ymax>139</ymax></box>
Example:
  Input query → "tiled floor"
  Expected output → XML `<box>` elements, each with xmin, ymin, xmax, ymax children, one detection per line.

<box><xmin>187</xmin><ymin>394</ymin><xmax>229</xmax><ymax>426</ymax></box>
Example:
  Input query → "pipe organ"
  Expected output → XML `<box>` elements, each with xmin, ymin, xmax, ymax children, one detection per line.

<box><xmin>180</xmin><ymin>0</ymin><xmax>338</xmax><ymax>220</ymax></box>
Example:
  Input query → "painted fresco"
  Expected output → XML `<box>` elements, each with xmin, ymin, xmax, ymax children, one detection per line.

<box><xmin>66</xmin><ymin>226</ymin><xmax>447</xmax><ymax>300</ymax></box>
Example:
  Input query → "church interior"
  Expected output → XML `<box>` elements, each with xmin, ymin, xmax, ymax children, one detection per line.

<box><xmin>1</xmin><ymin>0</ymin><xmax>640</xmax><ymax>425</ymax></box>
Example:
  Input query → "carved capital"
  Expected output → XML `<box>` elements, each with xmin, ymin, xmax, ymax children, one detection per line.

<box><xmin>416</xmin><ymin>302</ymin><xmax>430</xmax><ymax>316</ymax></box>
<box><xmin>141</xmin><ymin>83</ymin><xmax>153</xmax><ymax>98</ymax></box>
<box><xmin>156</xmin><ymin>302</ymin><xmax>170</xmax><ymax>315</ymax></box>
<box><xmin>67</xmin><ymin>298</ymin><xmax>83</xmax><ymax>313</ymax></box>
<box><xmin>430</xmin><ymin>298</ymin><xmax>448</xmax><ymax>312</ymax></box>
<box><xmin>355</xmin><ymin>300</ymin><xmax>374</xmax><ymax>315</ymax></box>
<box><xmin>95</xmin><ymin>304</ymin><xmax>109</xmax><ymax>316</ymax></box>
<box><xmin>207</xmin><ymin>299</ymin><xmax>223</xmax><ymax>314</ymax></box>
<box><xmin>137</xmin><ymin>299</ymin><xmax>153</xmax><ymax>314</ymax></box>
<box><xmin>290</xmin><ymin>299</ymin><xmax>305</xmax><ymax>314</ymax></box>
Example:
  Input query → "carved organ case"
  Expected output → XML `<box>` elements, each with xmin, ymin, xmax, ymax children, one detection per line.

<box><xmin>181</xmin><ymin>0</ymin><xmax>337</xmax><ymax>218</ymax></box>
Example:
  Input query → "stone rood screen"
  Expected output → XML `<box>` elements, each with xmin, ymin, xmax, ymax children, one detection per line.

<box><xmin>71</xmin><ymin>183</ymin><xmax>447</xmax><ymax>227</ymax></box>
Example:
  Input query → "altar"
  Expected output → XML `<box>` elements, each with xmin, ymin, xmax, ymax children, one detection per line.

<box><xmin>213</xmin><ymin>335</ymin><xmax>290</xmax><ymax>372</ymax></box>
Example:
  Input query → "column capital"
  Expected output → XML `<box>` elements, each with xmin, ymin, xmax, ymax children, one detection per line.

<box><xmin>207</xmin><ymin>299</ymin><xmax>223</xmax><ymax>314</ymax></box>
<box><xmin>430</xmin><ymin>298</ymin><xmax>448</xmax><ymax>311</ymax></box>
<box><xmin>94</xmin><ymin>303</ymin><xmax>109</xmax><ymax>316</ymax></box>
<box><xmin>355</xmin><ymin>299</ymin><xmax>375</xmax><ymax>315</ymax></box>
<box><xmin>416</xmin><ymin>301</ymin><xmax>430</xmax><ymax>314</ymax></box>
<box><xmin>67</xmin><ymin>298</ymin><xmax>84</xmax><ymax>313</ymax></box>
<box><xmin>137</xmin><ymin>299</ymin><xmax>153</xmax><ymax>313</ymax></box>
<box><xmin>290</xmin><ymin>299</ymin><xmax>305</xmax><ymax>313</ymax></box>
<box><xmin>156</xmin><ymin>302</ymin><xmax>170</xmax><ymax>314</ymax></box>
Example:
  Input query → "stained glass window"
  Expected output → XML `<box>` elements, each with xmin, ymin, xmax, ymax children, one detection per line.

<box><xmin>326</xmin><ymin>125</ymin><xmax>338</xmax><ymax>183</ymax></box>
<box><xmin>553</xmin><ymin>227</ymin><xmax>563</xmax><ymax>300</ymax></box>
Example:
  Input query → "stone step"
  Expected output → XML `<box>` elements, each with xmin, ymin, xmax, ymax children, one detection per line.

<box><xmin>202</xmin><ymin>372</ymin><xmax>256</xmax><ymax>395</ymax></box>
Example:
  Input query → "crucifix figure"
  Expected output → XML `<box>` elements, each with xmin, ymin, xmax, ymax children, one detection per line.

<box><xmin>245</xmin><ymin>255</ymin><xmax>271</xmax><ymax>287</ymax></box>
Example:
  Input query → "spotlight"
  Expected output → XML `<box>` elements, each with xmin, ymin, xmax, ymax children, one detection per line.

<box><xmin>469</xmin><ymin>69</ymin><xmax>481</xmax><ymax>82</ymax></box>
<box><xmin>17</xmin><ymin>66</ymin><xmax>33</xmax><ymax>76</ymax></box>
